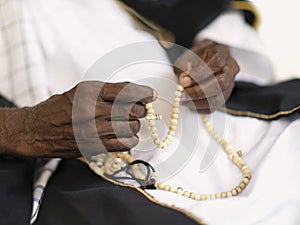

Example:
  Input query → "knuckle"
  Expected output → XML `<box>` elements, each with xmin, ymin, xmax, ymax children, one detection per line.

<box><xmin>195</xmin><ymin>85</ymin><xmax>205</xmax><ymax>98</ymax></box>
<box><xmin>189</xmin><ymin>85</ymin><xmax>201</xmax><ymax>99</ymax></box>
<box><xmin>218</xmin><ymin>74</ymin><xmax>233</xmax><ymax>92</ymax></box>
<box><xmin>132</xmin><ymin>104</ymin><xmax>146</xmax><ymax>118</ymax></box>
<box><xmin>218</xmin><ymin>75</ymin><xmax>227</xmax><ymax>90</ymax></box>
<box><xmin>132</xmin><ymin>120</ymin><xmax>141</xmax><ymax>133</ymax></box>
<box><xmin>233</xmin><ymin>60</ymin><xmax>240</xmax><ymax>74</ymax></box>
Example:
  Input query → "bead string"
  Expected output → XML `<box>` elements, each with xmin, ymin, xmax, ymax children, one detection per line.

<box><xmin>85</xmin><ymin>84</ymin><xmax>252</xmax><ymax>201</ymax></box>
<box><xmin>145</xmin><ymin>84</ymin><xmax>183</xmax><ymax>149</ymax></box>
<box><xmin>153</xmin><ymin>114</ymin><xmax>252</xmax><ymax>200</ymax></box>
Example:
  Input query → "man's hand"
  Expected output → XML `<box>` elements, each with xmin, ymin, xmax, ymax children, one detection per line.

<box><xmin>174</xmin><ymin>39</ymin><xmax>240</xmax><ymax>113</ymax></box>
<box><xmin>2</xmin><ymin>81</ymin><xmax>156</xmax><ymax>158</ymax></box>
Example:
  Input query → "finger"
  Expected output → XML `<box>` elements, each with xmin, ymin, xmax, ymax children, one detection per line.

<box><xmin>182</xmin><ymin>78</ymin><xmax>225</xmax><ymax>100</ymax></box>
<box><xmin>102</xmin><ymin>136</ymin><xmax>139</xmax><ymax>152</ymax></box>
<box><xmin>183</xmin><ymin>58</ymin><xmax>237</xmax><ymax>100</ymax></box>
<box><xmin>215</xmin><ymin>73</ymin><xmax>234</xmax><ymax>92</ymax></box>
<box><xmin>179</xmin><ymin>64</ymin><xmax>214</xmax><ymax>88</ymax></box>
<box><xmin>182</xmin><ymin>83</ymin><xmax>235</xmax><ymax>111</ymax></box>
<box><xmin>191</xmin><ymin>39</ymin><xmax>216</xmax><ymax>53</ymax></box>
<box><xmin>195</xmin><ymin>90</ymin><xmax>231</xmax><ymax>114</ymax></box>
<box><xmin>219</xmin><ymin>56</ymin><xmax>240</xmax><ymax>81</ymax></box>
<box><xmin>100</xmin><ymin>82</ymin><xmax>157</xmax><ymax>104</ymax></box>
<box><xmin>173</xmin><ymin>50</ymin><xmax>200</xmax><ymax>77</ymax></box>
<box><xmin>213</xmin><ymin>57</ymin><xmax>239</xmax><ymax>91</ymax></box>
<box><xmin>95</xmin><ymin>102</ymin><xmax>147</xmax><ymax>120</ymax></box>
<box><xmin>74</xmin><ymin>119</ymin><xmax>140</xmax><ymax>140</ymax></box>
<box><xmin>77</xmin><ymin>136</ymin><xmax>139</xmax><ymax>153</ymax></box>
<box><xmin>204</xmin><ymin>44</ymin><xmax>229</xmax><ymax>74</ymax></box>
<box><xmin>174</xmin><ymin>40</ymin><xmax>215</xmax><ymax>77</ymax></box>
<box><xmin>178</xmin><ymin>45</ymin><xmax>230</xmax><ymax>88</ymax></box>
<box><xmin>95</xmin><ymin>120</ymin><xmax>140</xmax><ymax>138</ymax></box>
<box><xmin>223</xmin><ymin>82</ymin><xmax>235</xmax><ymax>101</ymax></box>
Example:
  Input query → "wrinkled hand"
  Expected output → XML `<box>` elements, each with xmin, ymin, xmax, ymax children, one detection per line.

<box><xmin>11</xmin><ymin>81</ymin><xmax>156</xmax><ymax>158</ymax></box>
<box><xmin>174</xmin><ymin>39</ymin><xmax>240</xmax><ymax>113</ymax></box>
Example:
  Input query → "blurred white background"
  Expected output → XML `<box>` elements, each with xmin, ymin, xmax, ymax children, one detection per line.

<box><xmin>251</xmin><ymin>0</ymin><xmax>300</xmax><ymax>81</ymax></box>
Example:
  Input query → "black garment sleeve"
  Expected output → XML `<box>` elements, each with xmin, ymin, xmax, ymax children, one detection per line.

<box><xmin>121</xmin><ymin>0</ymin><xmax>231</xmax><ymax>48</ymax></box>
<box><xmin>0</xmin><ymin>95</ymin><xmax>17</xmax><ymax>108</ymax></box>
<box><xmin>231</xmin><ymin>0</ymin><xmax>259</xmax><ymax>29</ymax></box>
<box><xmin>225</xmin><ymin>79</ymin><xmax>300</xmax><ymax>120</ymax></box>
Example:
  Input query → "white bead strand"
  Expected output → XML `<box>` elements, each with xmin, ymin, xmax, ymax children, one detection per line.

<box><xmin>85</xmin><ymin>83</ymin><xmax>252</xmax><ymax>202</ymax></box>
<box><xmin>145</xmin><ymin>85</ymin><xmax>183</xmax><ymax>149</ymax></box>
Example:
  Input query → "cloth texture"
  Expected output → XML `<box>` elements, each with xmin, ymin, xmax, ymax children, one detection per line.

<box><xmin>0</xmin><ymin>0</ymin><xmax>50</xmax><ymax>107</ymax></box>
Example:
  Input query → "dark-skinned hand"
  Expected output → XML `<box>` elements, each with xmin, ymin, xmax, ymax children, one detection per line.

<box><xmin>174</xmin><ymin>39</ymin><xmax>240</xmax><ymax>114</ymax></box>
<box><xmin>0</xmin><ymin>81</ymin><xmax>156</xmax><ymax>158</ymax></box>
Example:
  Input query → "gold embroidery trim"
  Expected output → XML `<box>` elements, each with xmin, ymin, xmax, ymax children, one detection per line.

<box><xmin>78</xmin><ymin>158</ymin><xmax>206</xmax><ymax>225</ymax></box>
<box><xmin>115</xmin><ymin>0</ymin><xmax>176</xmax><ymax>48</ymax></box>
<box><xmin>221</xmin><ymin>105</ymin><xmax>300</xmax><ymax>120</ymax></box>
<box><xmin>231</xmin><ymin>1</ymin><xmax>260</xmax><ymax>30</ymax></box>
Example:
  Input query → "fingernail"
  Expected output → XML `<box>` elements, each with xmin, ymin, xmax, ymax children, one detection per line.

<box><xmin>152</xmin><ymin>89</ymin><xmax>158</xmax><ymax>101</ymax></box>
<box><xmin>180</xmin><ymin>76</ymin><xmax>192</xmax><ymax>88</ymax></box>
<box><xmin>181</xmin><ymin>92</ymin><xmax>188</xmax><ymax>101</ymax></box>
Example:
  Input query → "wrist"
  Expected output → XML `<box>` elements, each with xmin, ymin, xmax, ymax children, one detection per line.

<box><xmin>0</xmin><ymin>107</ymin><xmax>30</xmax><ymax>156</ymax></box>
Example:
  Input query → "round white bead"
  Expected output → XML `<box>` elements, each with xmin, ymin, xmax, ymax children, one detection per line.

<box><xmin>168</xmin><ymin>130</ymin><xmax>175</xmax><ymax>136</ymax></box>
<box><xmin>159</xmin><ymin>142</ymin><xmax>167</xmax><ymax>149</ymax></box>
<box><xmin>169</xmin><ymin>125</ymin><xmax>176</xmax><ymax>131</ymax></box>
<box><xmin>225</xmin><ymin>146</ymin><xmax>234</xmax><ymax>154</ymax></box>
<box><xmin>154</xmin><ymin>139</ymin><xmax>161</xmax><ymax>145</ymax></box>
<box><xmin>194</xmin><ymin>194</ymin><xmax>200</xmax><ymax>200</ymax></box>
<box><xmin>112</xmin><ymin>163</ymin><xmax>120</xmax><ymax>169</ymax></box>
<box><xmin>147</xmin><ymin>109</ymin><xmax>155</xmax><ymax>114</ymax></box>
<box><xmin>172</xmin><ymin>113</ymin><xmax>178</xmax><ymax>119</ymax></box>
<box><xmin>166</xmin><ymin>134</ymin><xmax>173</xmax><ymax>141</ymax></box>
<box><xmin>172</xmin><ymin>108</ymin><xmax>179</xmax><ymax>114</ymax></box>
<box><xmin>157</xmin><ymin>183</ymin><xmax>165</xmax><ymax>189</ymax></box>
<box><xmin>231</xmin><ymin>189</ymin><xmax>237</xmax><ymax>196</ymax></box>
<box><xmin>114</xmin><ymin>158</ymin><xmax>121</xmax><ymax>163</ymax></box>
<box><xmin>183</xmin><ymin>191</ymin><xmax>190</xmax><ymax>197</ymax></box>
<box><xmin>176</xmin><ymin>85</ymin><xmax>184</xmax><ymax>91</ymax></box>
<box><xmin>151</xmin><ymin>133</ymin><xmax>158</xmax><ymax>139</ymax></box>
<box><xmin>151</xmin><ymin>127</ymin><xmax>158</xmax><ymax>134</ymax></box>
<box><xmin>164</xmin><ymin>185</ymin><xmax>170</xmax><ymax>191</ymax></box>
<box><xmin>200</xmin><ymin>194</ymin><xmax>206</xmax><ymax>200</ymax></box>
<box><xmin>163</xmin><ymin>139</ymin><xmax>170</xmax><ymax>145</ymax></box>
<box><xmin>173</xmin><ymin>102</ymin><xmax>180</xmax><ymax>108</ymax></box>
<box><xmin>145</xmin><ymin>103</ymin><xmax>152</xmax><ymax>110</ymax></box>
<box><xmin>174</xmin><ymin>91</ymin><xmax>182</xmax><ymax>97</ymax></box>
<box><xmin>170</xmin><ymin>119</ymin><xmax>178</xmax><ymax>126</ymax></box>
<box><xmin>170</xmin><ymin>186</ymin><xmax>177</xmax><ymax>193</ymax></box>
<box><xmin>149</xmin><ymin>120</ymin><xmax>156</xmax><ymax>127</ymax></box>
<box><xmin>174</xmin><ymin>97</ymin><xmax>181</xmax><ymax>103</ymax></box>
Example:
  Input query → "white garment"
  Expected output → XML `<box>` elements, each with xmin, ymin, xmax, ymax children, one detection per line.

<box><xmin>0</xmin><ymin>0</ymin><xmax>50</xmax><ymax>106</ymax></box>
<box><xmin>1</xmin><ymin>1</ymin><xmax>299</xmax><ymax>225</ymax></box>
